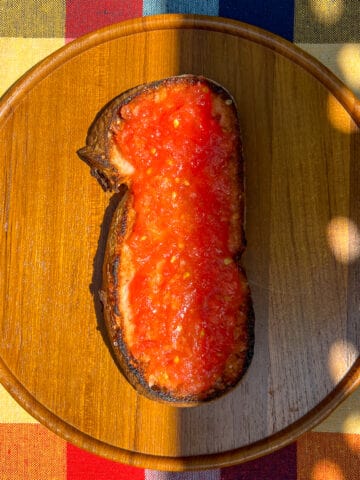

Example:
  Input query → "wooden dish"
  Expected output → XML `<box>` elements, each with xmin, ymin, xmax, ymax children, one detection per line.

<box><xmin>0</xmin><ymin>14</ymin><xmax>360</xmax><ymax>471</ymax></box>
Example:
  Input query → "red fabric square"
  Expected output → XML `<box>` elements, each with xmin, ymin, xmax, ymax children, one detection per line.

<box><xmin>67</xmin><ymin>443</ymin><xmax>144</xmax><ymax>480</ymax></box>
<box><xmin>65</xmin><ymin>0</ymin><xmax>143</xmax><ymax>39</ymax></box>
<box><xmin>221</xmin><ymin>443</ymin><xmax>297</xmax><ymax>480</ymax></box>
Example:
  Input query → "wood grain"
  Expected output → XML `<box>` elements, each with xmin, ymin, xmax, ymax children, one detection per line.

<box><xmin>0</xmin><ymin>14</ymin><xmax>360</xmax><ymax>471</ymax></box>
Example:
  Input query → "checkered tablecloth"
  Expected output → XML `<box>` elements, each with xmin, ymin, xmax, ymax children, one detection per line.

<box><xmin>1</xmin><ymin>1</ymin><xmax>360</xmax><ymax>479</ymax></box>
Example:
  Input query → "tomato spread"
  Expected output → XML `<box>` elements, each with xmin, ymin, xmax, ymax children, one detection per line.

<box><xmin>114</xmin><ymin>81</ymin><xmax>247</xmax><ymax>397</ymax></box>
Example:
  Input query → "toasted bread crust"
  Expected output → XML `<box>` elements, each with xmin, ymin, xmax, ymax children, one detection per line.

<box><xmin>78</xmin><ymin>75</ymin><xmax>254</xmax><ymax>405</ymax></box>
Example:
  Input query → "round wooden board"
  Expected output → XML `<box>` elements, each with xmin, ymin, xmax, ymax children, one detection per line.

<box><xmin>1</xmin><ymin>14</ymin><xmax>360</xmax><ymax>471</ymax></box>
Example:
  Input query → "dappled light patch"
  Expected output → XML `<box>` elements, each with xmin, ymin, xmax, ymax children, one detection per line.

<box><xmin>337</xmin><ymin>44</ymin><xmax>360</xmax><ymax>92</ymax></box>
<box><xmin>328</xmin><ymin>340</ymin><xmax>358</xmax><ymax>384</ymax></box>
<box><xmin>327</xmin><ymin>94</ymin><xmax>358</xmax><ymax>133</ymax></box>
<box><xmin>309</xmin><ymin>0</ymin><xmax>344</xmax><ymax>25</ymax></box>
<box><xmin>342</xmin><ymin>414</ymin><xmax>360</xmax><ymax>453</ymax></box>
<box><xmin>326</xmin><ymin>216</ymin><xmax>360</xmax><ymax>264</ymax></box>
<box><xmin>312</xmin><ymin>458</ymin><xmax>345</xmax><ymax>480</ymax></box>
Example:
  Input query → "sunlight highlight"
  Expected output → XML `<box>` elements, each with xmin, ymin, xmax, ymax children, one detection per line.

<box><xmin>328</xmin><ymin>340</ymin><xmax>359</xmax><ymax>384</ymax></box>
<box><xmin>312</xmin><ymin>459</ymin><xmax>344</xmax><ymax>480</ymax></box>
<box><xmin>310</xmin><ymin>0</ymin><xmax>344</xmax><ymax>25</ymax></box>
<box><xmin>326</xmin><ymin>216</ymin><xmax>360</xmax><ymax>264</ymax></box>
<box><xmin>343</xmin><ymin>413</ymin><xmax>360</xmax><ymax>452</ymax></box>
<box><xmin>337</xmin><ymin>44</ymin><xmax>360</xmax><ymax>92</ymax></box>
<box><xmin>327</xmin><ymin>94</ymin><xmax>358</xmax><ymax>134</ymax></box>
<box><xmin>343</xmin><ymin>412</ymin><xmax>360</xmax><ymax>434</ymax></box>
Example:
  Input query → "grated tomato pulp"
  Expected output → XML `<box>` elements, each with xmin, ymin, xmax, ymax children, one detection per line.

<box><xmin>114</xmin><ymin>80</ymin><xmax>247</xmax><ymax>398</ymax></box>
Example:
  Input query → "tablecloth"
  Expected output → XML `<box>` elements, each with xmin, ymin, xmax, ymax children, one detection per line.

<box><xmin>1</xmin><ymin>1</ymin><xmax>360</xmax><ymax>479</ymax></box>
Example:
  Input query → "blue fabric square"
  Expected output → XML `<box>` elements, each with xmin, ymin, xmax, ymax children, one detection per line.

<box><xmin>219</xmin><ymin>0</ymin><xmax>295</xmax><ymax>41</ymax></box>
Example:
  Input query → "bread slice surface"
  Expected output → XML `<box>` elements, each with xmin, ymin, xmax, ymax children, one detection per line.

<box><xmin>78</xmin><ymin>75</ymin><xmax>254</xmax><ymax>405</ymax></box>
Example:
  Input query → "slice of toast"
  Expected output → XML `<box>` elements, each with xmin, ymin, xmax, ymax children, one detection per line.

<box><xmin>78</xmin><ymin>75</ymin><xmax>254</xmax><ymax>405</ymax></box>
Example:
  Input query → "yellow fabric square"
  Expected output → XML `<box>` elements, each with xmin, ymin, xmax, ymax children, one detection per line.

<box><xmin>0</xmin><ymin>385</ymin><xmax>37</xmax><ymax>423</ymax></box>
<box><xmin>294</xmin><ymin>0</ymin><xmax>360</xmax><ymax>42</ymax></box>
<box><xmin>313</xmin><ymin>386</ymin><xmax>360</xmax><ymax>434</ymax></box>
<box><xmin>0</xmin><ymin>0</ymin><xmax>65</xmax><ymax>37</ymax></box>
<box><xmin>297</xmin><ymin>43</ymin><xmax>360</xmax><ymax>98</ymax></box>
<box><xmin>0</xmin><ymin>37</ymin><xmax>64</xmax><ymax>96</ymax></box>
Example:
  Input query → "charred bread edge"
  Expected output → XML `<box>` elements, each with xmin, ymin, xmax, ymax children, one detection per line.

<box><xmin>78</xmin><ymin>75</ymin><xmax>255</xmax><ymax>405</ymax></box>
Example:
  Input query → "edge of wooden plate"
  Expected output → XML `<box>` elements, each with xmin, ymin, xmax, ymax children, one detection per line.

<box><xmin>1</xmin><ymin>14</ymin><xmax>360</xmax><ymax>471</ymax></box>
